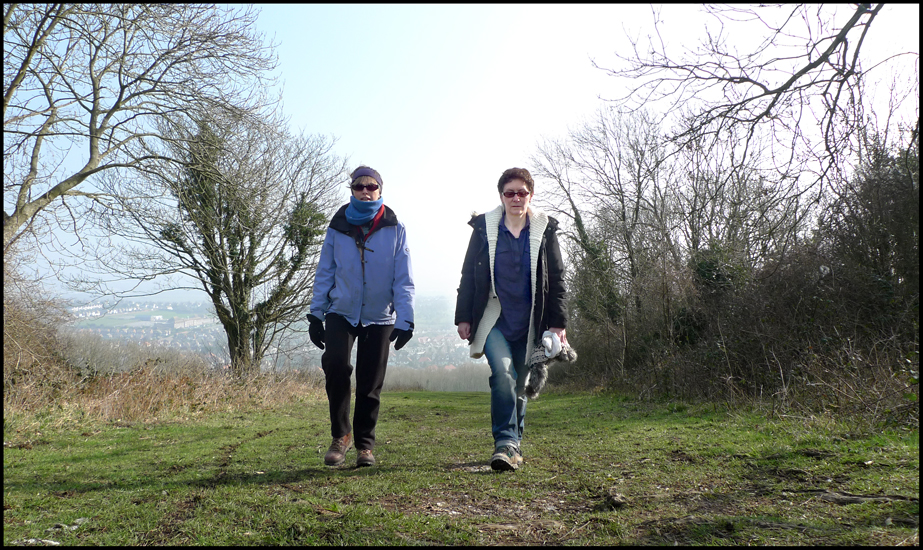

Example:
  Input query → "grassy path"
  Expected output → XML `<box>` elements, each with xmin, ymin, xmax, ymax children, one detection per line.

<box><xmin>4</xmin><ymin>391</ymin><xmax>918</xmax><ymax>545</ymax></box>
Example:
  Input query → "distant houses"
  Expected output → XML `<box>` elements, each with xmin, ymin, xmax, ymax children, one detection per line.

<box><xmin>172</xmin><ymin>317</ymin><xmax>215</xmax><ymax>329</ymax></box>
<box><xmin>68</xmin><ymin>303</ymin><xmax>104</xmax><ymax>318</ymax></box>
<box><xmin>131</xmin><ymin>315</ymin><xmax>216</xmax><ymax>329</ymax></box>
<box><xmin>66</xmin><ymin>296</ymin><xmax>475</xmax><ymax>372</ymax></box>
<box><xmin>134</xmin><ymin>315</ymin><xmax>164</xmax><ymax>322</ymax></box>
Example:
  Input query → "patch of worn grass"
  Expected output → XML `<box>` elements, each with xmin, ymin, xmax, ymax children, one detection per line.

<box><xmin>4</xmin><ymin>391</ymin><xmax>918</xmax><ymax>545</ymax></box>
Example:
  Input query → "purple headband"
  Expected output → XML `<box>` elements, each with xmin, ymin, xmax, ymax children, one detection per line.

<box><xmin>351</xmin><ymin>167</ymin><xmax>382</xmax><ymax>186</ymax></box>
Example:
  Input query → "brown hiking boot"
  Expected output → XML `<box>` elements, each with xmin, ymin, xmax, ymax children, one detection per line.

<box><xmin>357</xmin><ymin>449</ymin><xmax>375</xmax><ymax>467</ymax></box>
<box><xmin>324</xmin><ymin>433</ymin><xmax>353</xmax><ymax>466</ymax></box>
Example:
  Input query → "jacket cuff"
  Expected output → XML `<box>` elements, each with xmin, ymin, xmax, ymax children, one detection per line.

<box><xmin>547</xmin><ymin>315</ymin><xmax>567</xmax><ymax>329</ymax></box>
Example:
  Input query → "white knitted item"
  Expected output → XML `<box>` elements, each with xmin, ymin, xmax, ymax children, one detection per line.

<box><xmin>541</xmin><ymin>330</ymin><xmax>562</xmax><ymax>357</ymax></box>
<box><xmin>468</xmin><ymin>206</ymin><xmax>503</xmax><ymax>358</ymax></box>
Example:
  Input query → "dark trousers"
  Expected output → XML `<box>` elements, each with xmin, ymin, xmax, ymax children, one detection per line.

<box><xmin>321</xmin><ymin>313</ymin><xmax>393</xmax><ymax>451</ymax></box>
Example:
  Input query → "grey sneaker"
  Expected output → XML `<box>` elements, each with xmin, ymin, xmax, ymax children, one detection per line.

<box><xmin>490</xmin><ymin>445</ymin><xmax>522</xmax><ymax>471</ymax></box>
<box><xmin>324</xmin><ymin>433</ymin><xmax>353</xmax><ymax>466</ymax></box>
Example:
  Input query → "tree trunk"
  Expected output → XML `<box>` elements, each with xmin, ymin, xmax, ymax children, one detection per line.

<box><xmin>226</xmin><ymin>326</ymin><xmax>257</xmax><ymax>378</ymax></box>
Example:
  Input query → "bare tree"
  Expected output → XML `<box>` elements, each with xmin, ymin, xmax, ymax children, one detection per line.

<box><xmin>819</xmin><ymin>127</ymin><xmax>919</xmax><ymax>299</ymax></box>
<box><xmin>73</xmin><ymin>107</ymin><xmax>346</xmax><ymax>377</ymax></box>
<box><xmin>531</xmin><ymin>109</ymin><xmax>680</xmax><ymax>383</ymax></box>
<box><xmin>3</xmin><ymin>3</ymin><xmax>277</xmax><ymax>252</ymax></box>
<box><xmin>598</xmin><ymin>4</ymin><xmax>919</xmax><ymax>195</ymax></box>
<box><xmin>672</xmin><ymin>126</ymin><xmax>808</xmax><ymax>279</ymax></box>
<box><xmin>532</xmin><ymin>105</ymin><xmax>814</xmax><ymax>390</ymax></box>
<box><xmin>533</xmin><ymin>109</ymin><xmax>678</xmax><ymax>311</ymax></box>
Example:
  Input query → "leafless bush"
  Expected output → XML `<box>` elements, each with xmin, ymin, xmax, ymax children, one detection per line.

<box><xmin>384</xmin><ymin>363</ymin><xmax>490</xmax><ymax>392</ymax></box>
<box><xmin>55</xmin><ymin>329</ymin><xmax>213</xmax><ymax>378</ymax></box>
<box><xmin>659</xmin><ymin>237</ymin><xmax>919</xmax><ymax>426</ymax></box>
<box><xmin>3</xmin><ymin>249</ymin><xmax>75</xmax><ymax>411</ymax></box>
<box><xmin>789</xmin><ymin>337</ymin><xmax>919</xmax><ymax>430</ymax></box>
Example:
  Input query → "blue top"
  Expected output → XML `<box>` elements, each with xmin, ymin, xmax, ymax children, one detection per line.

<box><xmin>493</xmin><ymin>215</ymin><xmax>531</xmax><ymax>342</ymax></box>
<box><xmin>310</xmin><ymin>205</ymin><xmax>414</xmax><ymax>331</ymax></box>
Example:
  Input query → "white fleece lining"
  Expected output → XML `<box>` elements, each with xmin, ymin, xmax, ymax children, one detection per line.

<box><xmin>469</xmin><ymin>204</ymin><xmax>548</xmax><ymax>365</ymax></box>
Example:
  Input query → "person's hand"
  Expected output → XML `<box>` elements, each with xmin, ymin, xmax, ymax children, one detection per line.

<box><xmin>548</xmin><ymin>327</ymin><xmax>567</xmax><ymax>346</ymax></box>
<box><xmin>457</xmin><ymin>322</ymin><xmax>471</xmax><ymax>340</ymax></box>
<box><xmin>389</xmin><ymin>328</ymin><xmax>413</xmax><ymax>350</ymax></box>
<box><xmin>307</xmin><ymin>314</ymin><xmax>325</xmax><ymax>350</ymax></box>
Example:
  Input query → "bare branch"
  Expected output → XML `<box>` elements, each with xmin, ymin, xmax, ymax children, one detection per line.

<box><xmin>4</xmin><ymin>4</ymin><xmax>278</xmax><ymax>250</ymax></box>
<box><xmin>596</xmin><ymin>4</ymin><xmax>915</xmax><ymax>196</ymax></box>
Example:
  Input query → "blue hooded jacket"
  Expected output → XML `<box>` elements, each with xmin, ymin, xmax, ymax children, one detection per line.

<box><xmin>310</xmin><ymin>203</ymin><xmax>414</xmax><ymax>331</ymax></box>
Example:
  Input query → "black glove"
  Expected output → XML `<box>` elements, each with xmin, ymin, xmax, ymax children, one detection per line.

<box><xmin>307</xmin><ymin>314</ymin><xmax>325</xmax><ymax>350</ymax></box>
<box><xmin>389</xmin><ymin>327</ymin><xmax>413</xmax><ymax>350</ymax></box>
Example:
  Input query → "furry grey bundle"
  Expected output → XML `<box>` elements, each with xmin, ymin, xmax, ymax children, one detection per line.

<box><xmin>524</xmin><ymin>342</ymin><xmax>578</xmax><ymax>399</ymax></box>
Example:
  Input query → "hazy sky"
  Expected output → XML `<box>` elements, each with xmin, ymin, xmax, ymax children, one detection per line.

<box><xmin>249</xmin><ymin>3</ymin><xmax>918</xmax><ymax>299</ymax></box>
<box><xmin>252</xmin><ymin>3</ymin><xmax>649</xmax><ymax>298</ymax></box>
<box><xmin>36</xmin><ymin>4</ymin><xmax>919</xmax><ymax>303</ymax></box>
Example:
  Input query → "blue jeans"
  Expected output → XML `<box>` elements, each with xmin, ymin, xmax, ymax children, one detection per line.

<box><xmin>484</xmin><ymin>327</ymin><xmax>529</xmax><ymax>450</ymax></box>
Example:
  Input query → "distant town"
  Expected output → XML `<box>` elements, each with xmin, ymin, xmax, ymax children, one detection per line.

<box><xmin>68</xmin><ymin>296</ymin><xmax>477</xmax><ymax>372</ymax></box>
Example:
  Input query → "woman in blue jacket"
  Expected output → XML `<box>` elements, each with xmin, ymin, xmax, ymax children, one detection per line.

<box><xmin>455</xmin><ymin>167</ymin><xmax>568</xmax><ymax>471</ymax></box>
<box><xmin>308</xmin><ymin>166</ymin><xmax>414</xmax><ymax>468</ymax></box>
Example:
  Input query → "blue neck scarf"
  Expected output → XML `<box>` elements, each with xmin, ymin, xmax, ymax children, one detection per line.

<box><xmin>345</xmin><ymin>195</ymin><xmax>383</xmax><ymax>226</ymax></box>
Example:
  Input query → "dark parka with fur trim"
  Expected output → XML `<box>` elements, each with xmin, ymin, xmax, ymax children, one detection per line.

<box><xmin>454</xmin><ymin>211</ymin><xmax>568</xmax><ymax>350</ymax></box>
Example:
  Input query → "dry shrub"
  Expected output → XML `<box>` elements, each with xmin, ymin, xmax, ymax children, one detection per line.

<box><xmin>547</xmin><ymin>321</ymin><xmax>628</xmax><ymax>393</ymax></box>
<box><xmin>727</xmin><ymin>245</ymin><xmax>920</xmax><ymax>428</ymax></box>
<box><xmin>64</xmin><ymin>334</ymin><xmax>327</xmax><ymax>423</ymax></box>
<box><xmin>787</xmin><ymin>338</ymin><xmax>919</xmax><ymax>430</ymax></box>
<box><xmin>550</xmin><ymin>235</ymin><xmax>919</xmax><ymax>429</ymax></box>
<box><xmin>3</xmin><ymin>299</ymin><xmax>77</xmax><ymax>412</ymax></box>
<box><xmin>3</xmin><ymin>253</ymin><xmax>76</xmax><ymax>414</ymax></box>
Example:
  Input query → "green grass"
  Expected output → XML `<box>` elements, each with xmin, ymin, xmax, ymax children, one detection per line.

<box><xmin>4</xmin><ymin>391</ymin><xmax>918</xmax><ymax>545</ymax></box>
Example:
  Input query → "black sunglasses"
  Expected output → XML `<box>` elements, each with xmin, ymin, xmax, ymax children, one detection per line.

<box><xmin>351</xmin><ymin>183</ymin><xmax>380</xmax><ymax>192</ymax></box>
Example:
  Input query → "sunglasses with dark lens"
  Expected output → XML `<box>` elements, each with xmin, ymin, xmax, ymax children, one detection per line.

<box><xmin>351</xmin><ymin>183</ymin><xmax>380</xmax><ymax>192</ymax></box>
<box><xmin>503</xmin><ymin>190</ymin><xmax>530</xmax><ymax>198</ymax></box>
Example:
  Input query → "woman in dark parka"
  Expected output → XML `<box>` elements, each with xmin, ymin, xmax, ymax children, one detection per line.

<box><xmin>455</xmin><ymin>167</ymin><xmax>568</xmax><ymax>471</ymax></box>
